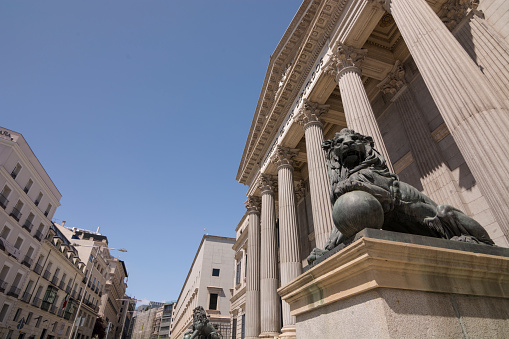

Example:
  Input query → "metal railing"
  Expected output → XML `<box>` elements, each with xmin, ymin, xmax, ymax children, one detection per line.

<box><xmin>22</xmin><ymin>220</ymin><xmax>33</xmax><ymax>232</ymax></box>
<box><xmin>59</xmin><ymin>280</ymin><xmax>65</xmax><ymax>290</ymax></box>
<box><xmin>7</xmin><ymin>286</ymin><xmax>21</xmax><ymax>298</ymax></box>
<box><xmin>0</xmin><ymin>279</ymin><xmax>7</xmax><ymax>292</ymax></box>
<box><xmin>10</xmin><ymin>207</ymin><xmax>22</xmax><ymax>222</ymax></box>
<box><xmin>10</xmin><ymin>170</ymin><xmax>17</xmax><ymax>179</ymax></box>
<box><xmin>32</xmin><ymin>296</ymin><xmax>42</xmax><ymax>308</ymax></box>
<box><xmin>49</xmin><ymin>304</ymin><xmax>57</xmax><ymax>314</ymax></box>
<box><xmin>34</xmin><ymin>263</ymin><xmax>43</xmax><ymax>274</ymax></box>
<box><xmin>21</xmin><ymin>255</ymin><xmax>33</xmax><ymax>268</ymax></box>
<box><xmin>43</xmin><ymin>269</ymin><xmax>51</xmax><ymax>280</ymax></box>
<box><xmin>0</xmin><ymin>194</ymin><xmax>8</xmax><ymax>209</ymax></box>
<box><xmin>21</xmin><ymin>291</ymin><xmax>32</xmax><ymax>303</ymax></box>
<box><xmin>51</xmin><ymin>276</ymin><xmax>59</xmax><ymax>286</ymax></box>
<box><xmin>34</xmin><ymin>199</ymin><xmax>40</xmax><ymax>206</ymax></box>
<box><xmin>34</xmin><ymin>231</ymin><xmax>43</xmax><ymax>241</ymax></box>
<box><xmin>66</xmin><ymin>284</ymin><xmax>72</xmax><ymax>293</ymax></box>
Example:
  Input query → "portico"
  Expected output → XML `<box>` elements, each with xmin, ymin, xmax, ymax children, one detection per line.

<box><xmin>236</xmin><ymin>0</ymin><xmax>509</xmax><ymax>337</ymax></box>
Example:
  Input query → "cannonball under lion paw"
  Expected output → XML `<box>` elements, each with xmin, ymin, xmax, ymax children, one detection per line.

<box><xmin>332</xmin><ymin>190</ymin><xmax>384</xmax><ymax>238</ymax></box>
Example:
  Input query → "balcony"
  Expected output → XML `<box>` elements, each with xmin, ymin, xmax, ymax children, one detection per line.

<box><xmin>34</xmin><ymin>231</ymin><xmax>43</xmax><ymax>241</ymax></box>
<box><xmin>10</xmin><ymin>171</ymin><xmax>17</xmax><ymax>179</ymax></box>
<box><xmin>34</xmin><ymin>200</ymin><xmax>40</xmax><ymax>206</ymax></box>
<box><xmin>66</xmin><ymin>284</ymin><xmax>72</xmax><ymax>293</ymax></box>
<box><xmin>21</xmin><ymin>255</ymin><xmax>33</xmax><ymax>268</ymax></box>
<box><xmin>82</xmin><ymin>277</ymin><xmax>87</xmax><ymax>283</ymax></box>
<box><xmin>0</xmin><ymin>279</ymin><xmax>7</xmax><ymax>292</ymax></box>
<box><xmin>9</xmin><ymin>207</ymin><xmax>22</xmax><ymax>222</ymax></box>
<box><xmin>0</xmin><ymin>194</ymin><xmax>8</xmax><ymax>209</ymax></box>
<box><xmin>22</xmin><ymin>220</ymin><xmax>33</xmax><ymax>232</ymax></box>
<box><xmin>71</xmin><ymin>290</ymin><xmax>76</xmax><ymax>299</ymax></box>
<box><xmin>42</xmin><ymin>270</ymin><xmax>51</xmax><ymax>280</ymax></box>
<box><xmin>34</xmin><ymin>263</ymin><xmax>43</xmax><ymax>275</ymax></box>
<box><xmin>59</xmin><ymin>280</ymin><xmax>65</xmax><ymax>290</ymax></box>
<box><xmin>44</xmin><ymin>211</ymin><xmax>49</xmax><ymax>217</ymax></box>
<box><xmin>21</xmin><ymin>292</ymin><xmax>32</xmax><ymax>303</ymax></box>
<box><xmin>49</xmin><ymin>304</ymin><xmax>57</xmax><ymax>314</ymax></box>
<box><xmin>51</xmin><ymin>276</ymin><xmax>59</xmax><ymax>286</ymax></box>
<box><xmin>7</xmin><ymin>285</ymin><xmax>21</xmax><ymax>298</ymax></box>
<box><xmin>32</xmin><ymin>296</ymin><xmax>42</xmax><ymax>308</ymax></box>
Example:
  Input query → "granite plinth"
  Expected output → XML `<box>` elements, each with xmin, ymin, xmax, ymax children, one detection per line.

<box><xmin>280</xmin><ymin>230</ymin><xmax>509</xmax><ymax>338</ymax></box>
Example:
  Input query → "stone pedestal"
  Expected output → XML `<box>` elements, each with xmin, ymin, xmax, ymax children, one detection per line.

<box><xmin>279</xmin><ymin>229</ymin><xmax>509</xmax><ymax>338</ymax></box>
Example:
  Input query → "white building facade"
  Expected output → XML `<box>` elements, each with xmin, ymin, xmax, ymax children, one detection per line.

<box><xmin>171</xmin><ymin>235</ymin><xmax>235</xmax><ymax>339</ymax></box>
<box><xmin>237</xmin><ymin>0</ymin><xmax>509</xmax><ymax>338</ymax></box>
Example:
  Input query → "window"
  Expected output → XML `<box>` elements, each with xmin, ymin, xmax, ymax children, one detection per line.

<box><xmin>212</xmin><ymin>268</ymin><xmax>220</xmax><ymax>277</ymax></box>
<box><xmin>44</xmin><ymin>204</ymin><xmax>52</xmax><ymax>217</ymax></box>
<box><xmin>35</xmin><ymin>316</ymin><xmax>41</xmax><ymax>328</ymax></box>
<box><xmin>241</xmin><ymin>314</ymin><xmax>245</xmax><ymax>339</ymax></box>
<box><xmin>232</xmin><ymin>318</ymin><xmax>237</xmax><ymax>339</ymax></box>
<box><xmin>26</xmin><ymin>312</ymin><xmax>32</xmax><ymax>325</ymax></box>
<box><xmin>208</xmin><ymin>293</ymin><xmax>218</xmax><ymax>310</ymax></box>
<box><xmin>11</xmin><ymin>163</ymin><xmax>22</xmax><ymax>179</ymax></box>
<box><xmin>14</xmin><ymin>236</ymin><xmax>23</xmax><ymax>250</ymax></box>
<box><xmin>0</xmin><ymin>186</ymin><xmax>11</xmax><ymax>209</ymax></box>
<box><xmin>35</xmin><ymin>192</ymin><xmax>43</xmax><ymax>206</ymax></box>
<box><xmin>236</xmin><ymin>262</ymin><xmax>241</xmax><ymax>285</ymax></box>
<box><xmin>41</xmin><ymin>286</ymin><xmax>58</xmax><ymax>311</ymax></box>
<box><xmin>13</xmin><ymin>308</ymin><xmax>22</xmax><ymax>321</ymax></box>
<box><xmin>245</xmin><ymin>254</ymin><xmax>247</xmax><ymax>277</ymax></box>
<box><xmin>0</xmin><ymin>304</ymin><xmax>9</xmax><ymax>322</ymax></box>
<box><xmin>0</xmin><ymin>226</ymin><xmax>10</xmax><ymax>240</ymax></box>
<box><xmin>24</xmin><ymin>179</ymin><xmax>33</xmax><ymax>193</ymax></box>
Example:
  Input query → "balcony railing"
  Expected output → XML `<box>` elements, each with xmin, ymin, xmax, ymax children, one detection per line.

<box><xmin>32</xmin><ymin>296</ymin><xmax>42</xmax><ymax>308</ymax></box>
<box><xmin>34</xmin><ymin>231</ymin><xmax>43</xmax><ymax>241</ymax></box>
<box><xmin>66</xmin><ymin>284</ymin><xmax>72</xmax><ymax>293</ymax></box>
<box><xmin>44</xmin><ymin>211</ymin><xmax>49</xmax><ymax>217</ymax></box>
<box><xmin>71</xmin><ymin>290</ymin><xmax>76</xmax><ymax>299</ymax></box>
<box><xmin>51</xmin><ymin>276</ymin><xmax>59</xmax><ymax>286</ymax></box>
<box><xmin>7</xmin><ymin>286</ymin><xmax>21</xmax><ymax>298</ymax></box>
<box><xmin>34</xmin><ymin>263</ymin><xmax>43</xmax><ymax>275</ymax></box>
<box><xmin>82</xmin><ymin>277</ymin><xmax>87</xmax><ymax>283</ymax></box>
<box><xmin>21</xmin><ymin>292</ymin><xmax>32</xmax><ymax>303</ymax></box>
<box><xmin>43</xmin><ymin>270</ymin><xmax>51</xmax><ymax>280</ymax></box>
<box><xmin>49</xmin><ymin>304</ymin><xmax>57</xmax><ymax>314</ymax></box>
<box><xmin>59</xmin><ymin>280</ymin><xmax>65</xmax><ymax>290</ymax></box>
<box><xmin>22</xmin><ymin>220</ymin><xmax>33</xmax><ymax>232</ymax></box>
<box><xmin>9</xmin><ymin>207</ymin><xmax>22</xmax><ymax>222</ymax></box>
<box><xmin>10</xmin><ymin>171</ymin><xmax>17</xmax><ymax>179</ymax></box>
<box><xmin>0</xmin><ymin>279</ymin><xmax>7</xmax><ymax>292</ymax></box>
<box><xmin>34</xmin><ymin>200</ymin><xmax>40</xmax><ymax>206</ymax></box>
<box><xmin>21</xmin><ymin>255</ymin><xmax>33</xmax><ymax>268</ymax></box>
<box><xmin>0</xmin><ymin>194</ymin><xmax>8</xmax><ymax>209</ymax></box>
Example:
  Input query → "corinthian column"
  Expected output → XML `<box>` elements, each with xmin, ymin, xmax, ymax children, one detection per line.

<box><xmin>245</xmin><ymin>196</ymin><xmax>261</xmax><ymax>339</ymax></box>
<box><xmin>258</xmin><ymin>175</ymin><xmax>280</xmax><ymax>338</ymax></box>
<box><xmin>272</xmin><ymin>146</ymin><xmax>301</xmax><ymax>338</ymax></box>
<box><xmin>378</xmin><ymin>61</ymin><xmax>466</xmax><ymax>210</ymax></box>
<box><xmin>325</xmin><ymin>42</ymin><xmax>394</xmax><ymax>172</ymax></box>
<box><xmin>385</xmin><ymin>0</ymin><xmax>509</xmax><ymax>238</ymax></box>
<box><xmin>295</xmin><ymin>100</ymin><xmax>334</xmax><ymax>249</ymax></box>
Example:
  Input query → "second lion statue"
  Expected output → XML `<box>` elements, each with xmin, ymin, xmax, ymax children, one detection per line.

<box><xmin>307</xmin><ymin>128</ymin><xmax>494</xmax><ymax>264</ymax></box>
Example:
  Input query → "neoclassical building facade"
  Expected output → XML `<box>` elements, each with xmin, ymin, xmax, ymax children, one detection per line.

<box><xmin>236</xmin><ymin>0</ymin><xmax>509</xmax><ymax>338</ymax></box>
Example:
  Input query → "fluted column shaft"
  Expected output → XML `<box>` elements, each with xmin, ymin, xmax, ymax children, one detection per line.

<box><xmin>245</xmin><ymin>196</ymin><xmax>261</xmax><ymax>339</ymax></box>
<box><xmin>258</xmin><ymin>175</ymin><xmax>280</xmax><ymax>337</ymax></box>
<box><xmin>338</xmin><ymin>70</ymin><xmax>394</xmax><ymax>172</ymax></box>
<box><xmin>296</xmin><ymin>100</ymin><xmax>335</xmax><ymax>249</ymax></box>
<box><xmin>396</xmin><ymin>89</ymin><xmax>466</xmax><ymax>209</ymax></box>
<box><xmin>272</xmin><ymin>147</ymin><xmax>301</xmax><ymax>338</ymax></box>
<box><xmin>387</xmin><ymin>0</ymin><xmax>509</xmax><ymax>237</ymax></box>
<box><xmin>326</xmin><ymin>43</ymin><xmax>393</xmax><ymax>172</ymax></box>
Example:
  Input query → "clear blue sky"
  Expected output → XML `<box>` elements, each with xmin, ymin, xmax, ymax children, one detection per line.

<box><xmin>0</xmin><ymin>1</ymin><xmax>302</xmax><ymax>304</ymax></box>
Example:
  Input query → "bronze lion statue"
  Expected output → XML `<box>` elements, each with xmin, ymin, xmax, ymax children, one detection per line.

<box><xmin>183</xmin><ymin>306</ymin><xmax>220</xmax><ymax>339</ymax></box>
<box><xmin>308</xmin><ymin>129</ymin><xmax>494</xmax><ymax>264</ymax></box>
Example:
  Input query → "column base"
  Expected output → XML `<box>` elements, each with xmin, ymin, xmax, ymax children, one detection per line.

<box><xmin>279</xmin><ymin>325</ymin><xmax>296</xmax><ymax>338</ymax></box>
<box><xmin>258</xmin><ymin>332</ymin><xmax>280</xmax><ymax>338</ymax></box>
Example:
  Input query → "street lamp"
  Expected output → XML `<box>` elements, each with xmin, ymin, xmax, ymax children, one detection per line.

<box><xmin>68</xmin><ymin>244</ymin><xmax>127</xmax><ymax>339</ymax></box>
<box><xmin>116</xmin><ymin>298</ymin><xmax>138</xmax><ymax>339</ymax></box>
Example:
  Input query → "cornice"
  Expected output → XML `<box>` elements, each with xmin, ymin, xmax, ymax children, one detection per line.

<box><xmin>238</xmin><ymin>0</ymin><xmax>348</xmax><ymax>187</ymax></box>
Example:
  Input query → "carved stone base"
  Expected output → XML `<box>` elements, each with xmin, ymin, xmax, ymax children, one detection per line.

<box><xmin>279</xmin><ymin>230</ymin><xmax>509</xmax><ymax>338</ymax></box>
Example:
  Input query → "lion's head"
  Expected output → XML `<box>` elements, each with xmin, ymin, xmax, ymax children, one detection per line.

<box><xmin>192</xmin><ymin>306</ymin><xmax>208</xmax><ymax>325</ymax></box>
<box><xmin>323</xmin><ymin>129</ymin><xmax>388</xmax><ymax>181</ymax></box>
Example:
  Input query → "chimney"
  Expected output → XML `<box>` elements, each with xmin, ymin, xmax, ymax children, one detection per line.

<box><xmin>96</xmin><ymin>227</ymin><xmax>100</xmax><ymax>233</ymax></box>
<box><xmin>62</xmin><ymin>220</ymin><xmax>66</xmax><ymax>227</ymax></box>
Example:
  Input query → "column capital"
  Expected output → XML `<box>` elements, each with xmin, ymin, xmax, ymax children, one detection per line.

<box><xmin>324</xmin><ymin>43</ymin><xmax>368</xmax><ymax>81</ymax></box>
<box><xmin>245</xmin><ymin>196</ymin><xmax>261</xmax><ymax>215</ymax></box>
<box><xmin>271</xmin><ymin>146</ymin><xmax>299</xmax><ymax>171</ymax></box>
<box><xmin>440</xmin><ymin>0</ymin><xmax>479</xmax><ymax>31</ymax></box>
<box><xmin>295</xmin><ymin>99</ymin><xmax>330</xmax><ymax>129</ymax></box>
<box><xmin>377</xmin><ymin>60</ymin><xmax>406</xmax><ymax>99</ymax></box>
<box><xmin>258</xmin><ymin>174</ymin><xmax>277</xmax><ymax>195</ymax></box>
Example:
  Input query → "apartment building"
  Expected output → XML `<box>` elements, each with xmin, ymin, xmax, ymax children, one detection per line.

<box><xmin>171</xmin><ymin>235</ymin><xmax>235</xmax><ymax>339</ymax></box>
